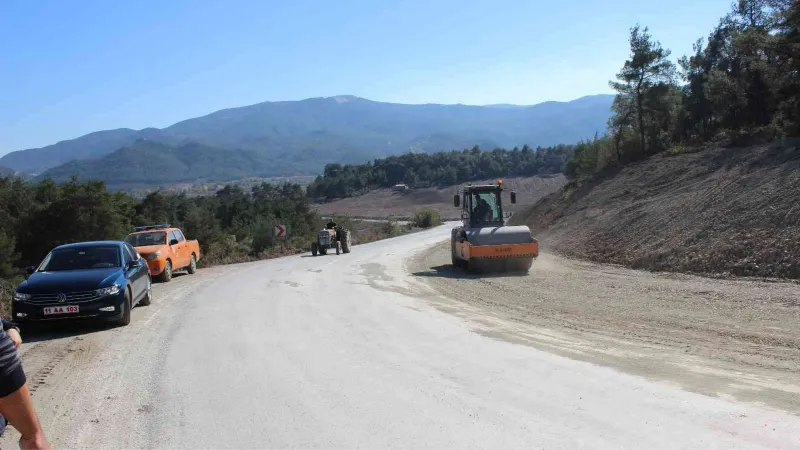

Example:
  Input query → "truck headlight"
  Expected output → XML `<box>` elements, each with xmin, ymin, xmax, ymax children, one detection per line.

<box><xmin>13</xmin><ymin>292</ymin><xmax>31</xmax><ymax>302</ymax></box>
<box><xmin>146</xmin><ymin>251</ymin><xmax>161</xmax><ymax>261</ymax></box>
<box><xmin>96</xmin><ymin>284</ymin><xmax>121</xmax><ymax>297</ymax></box>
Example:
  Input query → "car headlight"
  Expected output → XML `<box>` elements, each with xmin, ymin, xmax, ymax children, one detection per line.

<box><xmin>146</xmin><ymin>251</ymin><xmax>161</xmax><ymax>261</ymax></box>
<box><xmin>96</xmin><ymin>284</ymin><xmax>121</xmax><ymax>297</ymax></box>
<box><xmin>13</xmin><ymin>292</ymin><xmax>31</xmax><ymax>302</ymax></box>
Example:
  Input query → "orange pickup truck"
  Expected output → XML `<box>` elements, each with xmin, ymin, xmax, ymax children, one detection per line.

<box><xmin>125</xmin><ymin>224</ymin><xmax>201</xmax><ymax>282</ymax></box>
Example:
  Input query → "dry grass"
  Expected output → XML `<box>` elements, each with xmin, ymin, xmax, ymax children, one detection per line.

<box><xmin>315</xmin><ymin>175</ymin><xmax>567</xmax><ymax>220</ymax></box>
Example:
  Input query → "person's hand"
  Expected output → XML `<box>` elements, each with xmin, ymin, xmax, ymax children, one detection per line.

<box><xmin>19</xmin><ymin>431</ymin><xmax>51</xmax><ymax>450</ymax></box>
<box><xmin>7</xmin><ymin>328</ymin><xmax>22</xmax><ymax>349</ymax></box>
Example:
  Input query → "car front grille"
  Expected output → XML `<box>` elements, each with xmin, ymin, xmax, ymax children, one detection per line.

<box><xmin>27</xmin><ymin>291</ymin><xmax>102</xmax><ymax>305</ymax></box>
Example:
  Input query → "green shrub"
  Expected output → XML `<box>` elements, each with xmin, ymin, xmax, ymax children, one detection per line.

<box><xmin>413</xmin><ymin>209</ymin><xmax>441</xmax><ymax>228</ymax></box>
<box><xmin>381</xmin><ymin>219</ymin><xmax>400</xmax><ymax>236</ymax></box>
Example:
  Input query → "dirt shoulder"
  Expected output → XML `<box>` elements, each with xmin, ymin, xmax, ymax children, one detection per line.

<box><xmin>409</xmin><ymin>241</ymin><xmax>800</xmax><ymax>414</ymax></box>
<box><xmin>0</xmin><ymin>264</ymin><xmax>240</xmax><ymax>448</ymax></box>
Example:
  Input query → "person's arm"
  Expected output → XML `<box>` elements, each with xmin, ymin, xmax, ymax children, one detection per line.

<box><xmin>0</xmin><ymin>328</ymin><xmax>50</xmax><ymax>449</ymax></box>
<box><xmin>2</xmin><ymin>319</ymin><xmax>22</xmax><ymax>349</ymax></box>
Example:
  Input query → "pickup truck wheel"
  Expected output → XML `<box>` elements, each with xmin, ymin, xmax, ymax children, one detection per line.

<box><xmin>139</xmin><ymin>277</ymin><xmax>152</xmax><ymax>306</ymax></box>
<box><xmin>159</xmin><ymin>260</ymin><xmax>173</xmax><ymax>282</ymax></box>
<box><xmin>187</xmin><ymin>255</ymin><xmax>197</xmax><ymax>274</ymax></box>
<box><xmin>115</xmin><ymin>288</ymin><xmax>132</xmax><ymax>326</ymax></box>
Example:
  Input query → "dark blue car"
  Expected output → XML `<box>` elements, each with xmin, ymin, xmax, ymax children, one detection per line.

<box><xmin>12</xmin><ymin>241</ymin><xmax>152</xmax><ymax>326</ymax></box>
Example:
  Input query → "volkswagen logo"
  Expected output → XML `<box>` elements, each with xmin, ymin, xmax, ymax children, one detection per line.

<box><xmin>57</xmin><ymin>293</ymin><xmax>67</xmax><ymax>303</ymax></box>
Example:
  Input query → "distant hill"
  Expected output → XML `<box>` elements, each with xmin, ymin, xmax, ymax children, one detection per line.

<box><xmin>0</xmin><ymin>166</ymin><xmax>14</xmax><ymax>177</ymax></box>
<box><xmin>35</xmin><ymin>140</ymin><xmax>288</xmax><ymax>190</ymax></box>
<box><xmin>2</xmin><ymin>94</ymin><xmax>614</xmax><ymax>175</ymax></box>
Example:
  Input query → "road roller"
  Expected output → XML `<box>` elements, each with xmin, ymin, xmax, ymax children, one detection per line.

<box><xmin>450</xmin><ymin>179</ymin><xmax>538</xmax><ymax>273</ymax></box>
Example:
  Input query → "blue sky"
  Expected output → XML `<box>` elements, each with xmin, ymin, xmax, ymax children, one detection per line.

<box><xmin>1</xmin><ymin>0</ymin><xmax>732</xmax><ymax>155</ymax></box>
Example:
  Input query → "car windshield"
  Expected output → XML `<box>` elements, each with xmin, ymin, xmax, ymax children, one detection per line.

<box><xmin>38</xmin><ymin>246</ymin><xmax>121</xmax><ymax>271</ymax></box>
<box><xmin>126</xmin><ymin>231</ymin><xmax>167</xmax><ymax>247</ymax></box>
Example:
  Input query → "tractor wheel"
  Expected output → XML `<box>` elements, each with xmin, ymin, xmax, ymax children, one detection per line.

<box><xmin>336</xmin><ymin>241</ymin><xmax>342</xmax><ymax>255</ymax></box>
<box><xmin>341</xmin><ymin>231</ymin><xmax>351</xmax><ymax>254</ymax></box>
<box><xmin>311</xmin><ymin>242</ymin><xmax>318</xmax><ymax>256</ymax></box>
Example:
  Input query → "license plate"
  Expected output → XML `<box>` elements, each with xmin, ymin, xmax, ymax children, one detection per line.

<box><xmin>43</xmin><ymin>305</ymin><xmax>79</xmax><ymax>315</ymax></box>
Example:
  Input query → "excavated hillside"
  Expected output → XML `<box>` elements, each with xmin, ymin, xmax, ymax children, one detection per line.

<box><xmin>512</xmin><ymin>140</ymin><xmax>800</xmax><ymax>279</ymax></box>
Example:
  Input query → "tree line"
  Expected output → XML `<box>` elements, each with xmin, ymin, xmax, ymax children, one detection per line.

<box><xmin>306</xmin><ymin>144</ymin><xmax>574</xmax><ymax>199</ymax></box>
<box><xmin>0</xmin><ymin>176</ymin><xmax>319</xmax><ymax>280</ymax></box>
<box><xmin>567</xmin><ymin>0</ymin><xmax>799</xmax><ymax>177</ymax></box>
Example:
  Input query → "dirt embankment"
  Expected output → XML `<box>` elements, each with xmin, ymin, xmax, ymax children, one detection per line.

<box><xmin>410</xmin><ymin>243</ymin><xmax>800</xmax><ymax>414</ymax></box>
<box><xmin>513</xmin><ymin>141</ymin><xmax>800</xmax><ymax>279</ymax></box>
<box><xmin>316</xmin><ymin>175</ymin><xmax>567</xmax><ymax>220</ymax></box>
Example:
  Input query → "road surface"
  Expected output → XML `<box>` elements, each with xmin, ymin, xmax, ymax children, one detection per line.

<box><xmin>3</xmin><ymin>223</ymin><xmax>799</xmax><ymax>449</ymax></box>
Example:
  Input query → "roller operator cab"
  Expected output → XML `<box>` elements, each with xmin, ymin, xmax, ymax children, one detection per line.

<box><xmin>450</xmin><ymin>180</ymin><xmax>539</xmax><ymax>273</ymax></box>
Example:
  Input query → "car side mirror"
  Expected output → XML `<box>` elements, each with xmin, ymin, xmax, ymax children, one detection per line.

<box><xmin>510</xmin><ymin>191</ymin><xmax>517</xmax><ymax>204</ymax></box>
<box><xmin>453</xmin><ymin>194</ymin><xmax>460</xmax><ymax>208</ymax></box>
<box><xmin>129</xmin><ymin>259</ymin><xmax>143</xmax><ymax>268</ymax></box>
<box><xmin>24</xmin><ymin>266</ymin><xmax>36</xmax><ymax>275</ymax></box>
<box><xmin>170</xmin><ymin>239</ymin><xmax>179</xmax><ymax>246</ymax></box>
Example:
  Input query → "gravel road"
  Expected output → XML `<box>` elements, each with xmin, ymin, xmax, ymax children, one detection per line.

<box><xmin>410</xmin><ymin>240</ymin><xmax>800</xmax><ymax>414</ymax></box>
<box><xmin>2</xmin><ymin>224</ymin><xmax>799</xmax><ymax>448</ymax></box>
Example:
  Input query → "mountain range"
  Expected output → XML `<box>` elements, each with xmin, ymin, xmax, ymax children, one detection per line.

<box><xmin>2</xmin><ymin>94</ymin><xmax>614</xmax><ymax>187</ymax></box>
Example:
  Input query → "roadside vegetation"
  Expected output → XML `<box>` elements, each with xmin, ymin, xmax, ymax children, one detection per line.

<box><xmin>518</xmin><ymin>0</ymin><xmax>800</xmax><ymax>280</ymax></box>
<box><xmin>412</xmin><ymin>209</ymin><xmax>442</xmax><ymax>228</ymax></box>
<box><xmin>306</xmin><ymin>145</ymin><xmax>573</xmax><ymax>200</ymax></box>
<box><xmin>0</xmin><ymin>177</ymin><xmax>421</xmax><ymax>312</ymax></box>
<box><xmin>564</xmin><ymin>0</ymin><xmax>799</xmax><ymax>178</ymax></box>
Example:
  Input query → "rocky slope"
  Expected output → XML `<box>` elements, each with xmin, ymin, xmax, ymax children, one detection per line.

<box><xmin>513</xmin><ymin>140</ymin><xmax>800</xmax><ymax>279</ymax></box>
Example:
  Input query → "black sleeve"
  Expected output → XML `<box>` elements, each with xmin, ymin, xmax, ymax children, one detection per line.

<box><xmin>0</xmin><ymin>328</ymin><xmax>26</xmax><ymax>398</ymax></box>
<box><xmin>1</xmin><ymin>320</ymin><xmax>19</xmax><ymax>331</ymax></box>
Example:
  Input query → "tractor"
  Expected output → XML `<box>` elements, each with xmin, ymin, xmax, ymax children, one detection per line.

<box><xmin>311</xmin><ymin>223</ymin><xmax>351</xmax><ymax>256</ymax></box>
<box><xmin>451</xmin><ymin>179</ymin><xmax>539</xmax><ymax>273</ymax></box>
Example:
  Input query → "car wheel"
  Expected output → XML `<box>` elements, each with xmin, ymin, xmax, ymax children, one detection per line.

<box><xmin>187</xmin><ymin>255</ymin><xmax>197</xmax><ymax>274</ymax></box>
<box><xmin>159</xmin><ymin>260</ymin><xmax>172</xmax><ymax>282</ymax></box>
<box><xmin>116</xmin><ymin>288</ymin><xmax>132</xmax><ymax>326</ymax></box>
<box><xmin>139</xmin><ymin>277</ymin><xmax>152</xmax><ymax>306</ymax></box>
